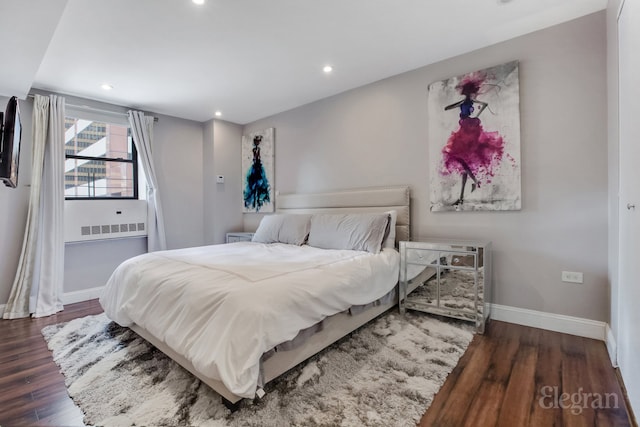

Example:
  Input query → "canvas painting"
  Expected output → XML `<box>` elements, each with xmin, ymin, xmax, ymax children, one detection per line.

<box><xmin>242</xmin><ymin>127</ymin><xmax>274</xmax><ymax>213</ymax></box>
<box><xmin>428</xmin><ymin>61</ymin><xmax>521</xmax><ymax>212</ymax></box>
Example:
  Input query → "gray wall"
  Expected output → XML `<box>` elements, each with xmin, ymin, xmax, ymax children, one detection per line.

<box><xmin>64</xmin><ymin>237</ymin><xmax>147</xmax><ymax>292</ymax></box>
<box><xmin>244</xmin><ymin>12</ymin><xmax>609</xmax><ymax>321</ymax></box>
<box><xmin>203</xmin><ymin>119</ymin><xmax>243</xmax><ymax>245</ymax></box>
<box><xmin>0</xmin><ymin>96</ymin><xmax>32</xmax><ymax>304</ymax></box>
<box><xmin>153</xmin><ymin>113</ymin><xmax>205</xmax><ymax>249</ymax></box>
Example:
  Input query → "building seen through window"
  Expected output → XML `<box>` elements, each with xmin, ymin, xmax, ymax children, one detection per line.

<box><xmin>64</xmin><ymin>118</ymin><xmax>138</xmax><ymax>199</ymax></box>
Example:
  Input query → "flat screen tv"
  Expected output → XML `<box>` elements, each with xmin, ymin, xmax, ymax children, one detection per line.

<box><xmin>0</xmin><ymin>96</ymin><xmax>22</xmax><ymax>188</ymax></box>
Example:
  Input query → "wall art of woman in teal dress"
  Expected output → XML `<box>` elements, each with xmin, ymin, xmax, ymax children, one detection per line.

<box><xmin>243</xmin><ymin>135</ymin><xmax>271</xmax><ymax>212</ymax></box>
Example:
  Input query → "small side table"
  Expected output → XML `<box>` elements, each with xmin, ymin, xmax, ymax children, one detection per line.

<box><xmin>399</xmin><ymin>239</ymin><xmax>492</xmax><ymax>333</ymax></box>
<box><xmin>226</xmin><ymin>232</ymin><xmax>255</xmax><ymax>243</ymax></box>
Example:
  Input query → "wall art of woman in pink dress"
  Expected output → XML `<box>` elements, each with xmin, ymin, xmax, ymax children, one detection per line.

<box><xmin>441</xmin><ymin>73</ymin><xmax>505</xmax><ymax>206</ymax></box>
<box><xmin>429</xmin><ymin>61</ymin><xmax>521</xmax><ymax>212</ymax></box>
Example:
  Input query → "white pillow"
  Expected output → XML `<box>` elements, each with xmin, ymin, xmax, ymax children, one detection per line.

<box><xmin>383</xmin><ymin>210</ymin><xmax>397</xmax><ymax>249</ymax></box>
<box><xmin>307</xmin><ymin>213</ymin><xmax>390</xmax><ymax>254</ymax></box>
<box><xmin>252</xmin><ymin>214</ymin><xmax>312</xmax><ymax>245</ymax></box>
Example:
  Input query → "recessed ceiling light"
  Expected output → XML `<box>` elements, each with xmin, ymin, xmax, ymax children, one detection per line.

<box><xmin>192</xmin><ymin>0</ymin><xmax>205</xmax><ymax>4</ymax></box>
<box><xmin>101</xmin><ymin>83</ymin><xmax>113</xmax><ymax>91</ymax></box>
<box><xmin>323</xmin><ymin>65</ymin><xmax>333</xmax><ymax>73</ymax></box>
<box><xmin>215</xmin><ymin>111</ymin><xmax>222</xmax><ymax>117</ymax></box>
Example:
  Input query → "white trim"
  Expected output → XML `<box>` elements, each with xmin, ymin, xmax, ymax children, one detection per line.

<box><xmin>62</xmin><ymin>286</ymin><xmax>104</xmax><ymax>305</ymax></box>
<box><xmin>606</xmin><ymin>324</ymin><xmax>618</xmax><ymax>367</ymax></box>
<box><xmin>1</xmin><ymin>289</ymin><xmax>102</xmax><ymax>317</ymax></box>
<box><xmin>617</xmin><ymin>0</ymin><xmax>626</xmax><ymax>21</ymax></box>
<box><xmin>490</xmin><ymin>304</ymin><xmax>606</xmax><ymax>341</ymax></box>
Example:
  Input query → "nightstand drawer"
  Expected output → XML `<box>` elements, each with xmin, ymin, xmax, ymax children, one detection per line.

<box><xmin>226</xmin><ymin>232</ymin><xmax>254</xmax><ymax>243</ymax></box>
<box><xmin>404</xmin><ymin>248</ymin><xmax>439</xmax><ymax>266</ymax></box>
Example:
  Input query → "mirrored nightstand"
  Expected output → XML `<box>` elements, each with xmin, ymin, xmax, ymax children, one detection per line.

<box><xmin>399</xmin><ymin>239</ymin><xmax>492</xmax><ymax>333</ymax></box>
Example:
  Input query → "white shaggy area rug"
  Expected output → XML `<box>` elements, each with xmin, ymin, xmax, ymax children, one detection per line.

<box><xmin>42</xmin><ymin>311</ymin><xmax>473</xmax><ymax>426</ymax></box>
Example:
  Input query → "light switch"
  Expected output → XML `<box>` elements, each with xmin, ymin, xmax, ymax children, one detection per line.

<box><xmin>216</xmin><ymin>175</ymin><xmax>225</xmax><ymax>184</ymax></box>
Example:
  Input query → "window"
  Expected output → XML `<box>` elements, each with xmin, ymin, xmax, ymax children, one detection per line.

<box><xmin>64</xmin><ymin>118</ymin><xmax>139</xmax><ymax>199</ymax></box>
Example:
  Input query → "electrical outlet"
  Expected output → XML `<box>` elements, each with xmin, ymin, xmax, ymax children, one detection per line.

<box><xmin>562</xmin><ymin>271</ymin><xmax>583</xmax><ymax>284</ymax></box>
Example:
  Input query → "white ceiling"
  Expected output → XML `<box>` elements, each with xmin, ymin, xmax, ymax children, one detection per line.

<box><xmin>2</xmin><ymin>0</ymin><xmax>606</xmax><ymax>124</ymax></box>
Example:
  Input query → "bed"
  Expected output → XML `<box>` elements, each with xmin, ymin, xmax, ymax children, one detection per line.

<box><xmin>99</xmin><ymin>186</ymin><xmax>410</xmax><ymax>407</ymax></box>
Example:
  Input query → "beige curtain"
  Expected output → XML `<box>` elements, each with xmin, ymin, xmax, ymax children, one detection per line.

<box><xmin>128</xmin><ymin>110</ymin><xmax>166</xmax><ymax>252</ymax></box>
<box><xmin>33</xmin><ymin>95</ymin><xmax>65</xmax><ymax>317</ymax></box>
<box><xmin>3</xmin><ymin>94</ymin><xmax>65</xmax><ymax>319</ymax></box>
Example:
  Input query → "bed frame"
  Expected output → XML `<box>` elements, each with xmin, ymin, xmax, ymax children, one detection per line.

<box><xmin>131</xmin><ymin>185</ymin><xmax>411</xmax><ymax>408</ymax></box>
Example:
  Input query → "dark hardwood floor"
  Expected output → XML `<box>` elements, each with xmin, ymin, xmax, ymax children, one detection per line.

<box><xmin>420</xmin><ymin>320</ymin><xmax>635</xmax><ymax>427</ymax></box>
<box><xmin>0</xmin><ymin>300</ymin><xmax>635</xmax><ymax>426</ymax></box>
<box><xmin>0</xmin><ymin>300</ymin><xmax>103</xmax><ymax>427</ymax></box>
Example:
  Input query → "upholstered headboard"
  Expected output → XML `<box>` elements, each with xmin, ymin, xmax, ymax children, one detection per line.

<box><xmin>276</xmin><ymin>186</ymin><xmax>411</xmax><ymax>244</ymax></box>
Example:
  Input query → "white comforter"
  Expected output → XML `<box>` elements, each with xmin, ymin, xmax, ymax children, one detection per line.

<box><xmin>100</xmin><ymin>242</ymin><xmax>399</xmax><ymax>398</ymax></box>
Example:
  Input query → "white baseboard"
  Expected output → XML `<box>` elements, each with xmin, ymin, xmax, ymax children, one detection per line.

<box><xmin>605</xmin><ymin>324</ymin><xmax>618</xmax><ymax>367</ymax></box>
<box><xmin>62</xmin><ymin>286</ymin><xmax>104</xmax><ymax>305</ymax></box>
<box><xmin>0</xmin><ymin>288</ymin><xmax>101</xmax><ymax>317</ymax></box>
<box><xmin>490</xmin><ymin>304</ymin><xmax>606</xmax><ymax>341</ymax></box>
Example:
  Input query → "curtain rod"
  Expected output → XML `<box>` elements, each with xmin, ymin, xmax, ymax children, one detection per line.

<box><xmin>26</xmin><ymin>94</ymin><xmax>159</xmax><ymax>122</ymax></box>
